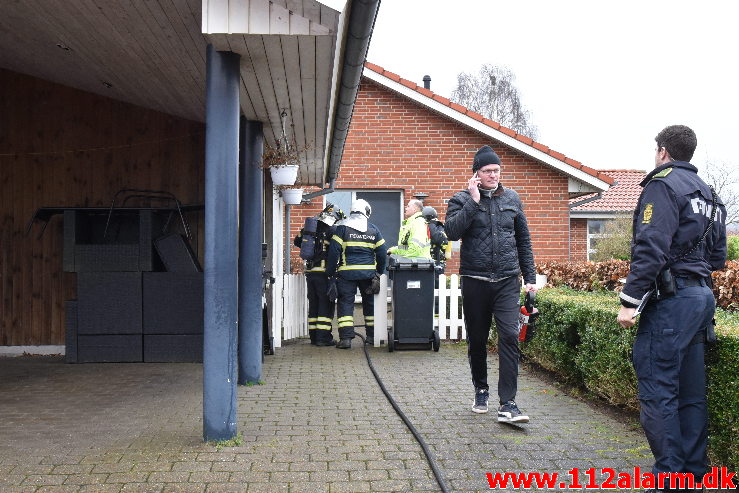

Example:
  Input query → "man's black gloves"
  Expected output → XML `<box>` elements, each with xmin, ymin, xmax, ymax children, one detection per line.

<box><xmin>327</xmin><ymin>278</ymin><xmax>338</xmax><ymax>302</ymax></box>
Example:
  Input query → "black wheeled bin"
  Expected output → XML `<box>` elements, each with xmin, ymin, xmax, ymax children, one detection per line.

<box><xmin>387</xmin><ymin>254</ymin><xmax>440</xmax><ymax>352</ymax></box>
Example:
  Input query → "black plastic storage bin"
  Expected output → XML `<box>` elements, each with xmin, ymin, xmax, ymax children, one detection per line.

<box><xmin>387</xmin><ymin>254</ymin><xmax>439</xmax><ymax>352</ymax></box>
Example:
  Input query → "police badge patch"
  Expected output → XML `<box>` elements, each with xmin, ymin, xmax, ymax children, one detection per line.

<box><xmin>642</xmin><ymin>203</ymin><xmax>653</xmax><ymax>224</ymax></box>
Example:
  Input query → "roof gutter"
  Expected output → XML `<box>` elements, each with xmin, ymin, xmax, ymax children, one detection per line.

<box><xmin>325</xmin><ymin>0</ymin><xmax>381</xmax><ymax>182</ymax></box>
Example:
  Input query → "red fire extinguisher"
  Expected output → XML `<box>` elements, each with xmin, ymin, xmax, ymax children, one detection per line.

<box><xmin>518</xmin><ymin>291</ymin><xmax>539</xmax><ymax>343</ymax></box>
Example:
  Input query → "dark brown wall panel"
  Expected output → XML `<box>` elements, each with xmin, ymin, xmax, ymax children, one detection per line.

<box><xmin>0</xmin><ymin>69</ymin><xmax>205</xmax><ymax>345</ymax></box>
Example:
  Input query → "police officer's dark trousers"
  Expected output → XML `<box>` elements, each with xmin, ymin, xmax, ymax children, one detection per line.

<box><xmin>306</xmin><ymin>272</ymin><xmax>335</xmax><ymax>344</ymax></box>
<box><xmin>336</xmin><ymin>277</ymin><xmax>374</xmax><ymax>341</ymax></box>
<box><xmin>461</xmin><ymin>276</ymin><xmax>520</xmax><ymax>403</ymax></box>
<box><xmin>633</xmin><ymin>277</ymin><xmax>715</xmax><ymax>480</ymax></box>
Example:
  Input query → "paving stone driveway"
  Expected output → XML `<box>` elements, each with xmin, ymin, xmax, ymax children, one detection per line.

<box><xmin>0</xmin><ymin>339</ymin><xmax>658</xmax><ymax>492</ymax></box>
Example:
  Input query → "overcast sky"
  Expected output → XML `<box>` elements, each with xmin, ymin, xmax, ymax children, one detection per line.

<box><xmin>365</xmin><ymin>0</ymin><xmax>738</xmax><ymax>173</ymax></box>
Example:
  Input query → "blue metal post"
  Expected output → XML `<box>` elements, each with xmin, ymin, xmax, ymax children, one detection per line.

<box><xmin>203</xmin><ymin>44</ymin><xmax>240</xmax><ymax>442</ymax></box>
<box><xmin>238</xmin><ymin>118</ymin><xmax>264</xmax><ymax>384</ymax></box>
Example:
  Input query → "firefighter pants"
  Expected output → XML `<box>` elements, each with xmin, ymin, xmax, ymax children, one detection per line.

<box><xmin>336</xmin><ymin>277</ymin><xmax>374</xmax><ymax>341</ymax></box>
<box><xmin>461</xmin><ymin>276</ymin><xmax>520</xmax><ymax>404</ymax></box>
<box><xmin>633</xmin><ymin>277</ymin><xmax>714</xmax><ymax>480</ymax></box>
<box><xmin>306</xmin><ymin>273</ymin><xmax>335</xmax><ymax>344</ymax></box>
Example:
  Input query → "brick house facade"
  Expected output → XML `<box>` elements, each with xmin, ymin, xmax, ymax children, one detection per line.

<box><xmin>287</xmin><ymin>63</ymin><xmax>613</xmax><ymax>273</ymax></box>
<box><xmin>569</xmin><ymin>169</ymin><xmax>646</xmax><ymax>261</ymax></box>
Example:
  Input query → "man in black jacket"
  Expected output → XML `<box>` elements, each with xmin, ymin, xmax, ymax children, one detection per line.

<box><xmin>445</xmin><ymin>145</ymin><xmax>537</xmax><ymax>422</ymax></box>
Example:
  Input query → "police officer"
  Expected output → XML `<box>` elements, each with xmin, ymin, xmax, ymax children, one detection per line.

<box><xmin>326</xmin><ymin>199</ymin><xmax>388</xmax><ymax>349</ymax></box>
<box><xmin>387</xmin><ymin>199</ymin><xmax>431</xmax><ymax>259</ymax></box>
<box><xmin>617</xmin><ymin>125</ymin><xmax>726</xmax><ymax>491</ymax></box>
<box><xmin>294</xmin><ymin>204</ymin><xmax>344</xmax><ymax>346</ymax></box>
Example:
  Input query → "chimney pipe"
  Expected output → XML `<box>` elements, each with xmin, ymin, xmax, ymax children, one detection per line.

<box><xmin>423</xmin><ymin>75</ymin><xmax>431</xmax><ymax>90</ymax></box>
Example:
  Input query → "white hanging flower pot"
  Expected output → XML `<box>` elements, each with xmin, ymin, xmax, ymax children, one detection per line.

<box><xmin>270</xmin><ymin>164</ymin><xmax>299</xmax><ymax>186</ymax></box>
<box><xmin>281</xmin><ymin>188</ymin><xmax>304</xmax><ymax>205</ymax></box>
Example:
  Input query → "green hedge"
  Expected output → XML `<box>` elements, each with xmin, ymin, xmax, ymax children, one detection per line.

<box><xmin>727</xmin><ymin>235</ymin><xmax>739</xmax><ymax>261</ymax></box>
<box><xmin>520</xmin><ymin>287</ymin><xmax>738</xmax><ymax>474</ymax></box>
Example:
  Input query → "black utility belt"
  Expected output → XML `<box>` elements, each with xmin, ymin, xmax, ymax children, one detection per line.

<box><xmin>655</xmin><ymin>268</ymin><xmax>710</xmax><ymax>300</ymax></box>
<box><xmin>677</xmin><ymin>276</ymin><xmax>710</xmax><ymax>287</ymax></box>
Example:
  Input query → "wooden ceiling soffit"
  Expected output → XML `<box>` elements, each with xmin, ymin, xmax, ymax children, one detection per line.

<box><xmin>202</xmin><ymin>0</ymin><xmax>340</xmax><ymax>187</ymax></box>
<box><xmin>202</xmin><ymin>0</ymin><xmax>336</xmax><ymax>36</ymax></box>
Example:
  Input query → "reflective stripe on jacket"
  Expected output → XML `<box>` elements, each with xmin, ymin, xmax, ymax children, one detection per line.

<box><xmin>326</xmin><ymin>223</ymin><xmax>388</xmax><ymax>280</ymax></box>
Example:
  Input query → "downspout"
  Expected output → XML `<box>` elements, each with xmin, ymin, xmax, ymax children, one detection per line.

<box><xmin>302</xmin><ymin>178</ymin><xmax>336</xmax><ymax>200</ymax></box>
<box><xmin>284</xmin><ymin>204</ymin><xmax>292</xmax><ymax>273</ymax></box>
<box><xmin>326</xmin><ymin>0</ymin><xmax>381</xmax><ymax>181</ymax></box>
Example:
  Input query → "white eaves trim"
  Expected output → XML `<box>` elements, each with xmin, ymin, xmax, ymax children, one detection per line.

<box><xmin>363</xmin><ymin>68</ymin><xmax>611</xmax><ymax>192</ymax></box>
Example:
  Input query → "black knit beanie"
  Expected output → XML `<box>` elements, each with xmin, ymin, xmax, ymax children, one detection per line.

<box><xmin>472</xmin><ymin>145</ymin><xmax>501</xmax><ymax>171</ymax></box>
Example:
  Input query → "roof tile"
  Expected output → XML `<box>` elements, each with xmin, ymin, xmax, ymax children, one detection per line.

<box><xmin>549</xmin><ymin>150</ymin><xmax>566</xmax><ymax>161</ymax></box>
<box><xmin>467</xmin><ymin>111</ymin><xmax>484</xmax><ymax>122</ymax></box>
<box><xmin>482</xmin><ymin>118</ymin><xmax>500</xmax><ymax>129</ymax></box>
<box><xmin>570</xmin><ymin>170</ymin><xmax>645</xmax><ymax>212</ymax></box>
<box><xmin>532</xmin><ymin>142</ymin><xmax>550</xmax><ymax>153</ymax></box>
<box><xmin>498</xmin><ymin>126</ymin><xmax>516</xmax><ymax>137</ymax></box>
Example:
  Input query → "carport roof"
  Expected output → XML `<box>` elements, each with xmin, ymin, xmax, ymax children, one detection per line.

<box><xmin>0</xmin><ymin>0</ymin><xmax>372</xmax><ymax>186</ymax></box>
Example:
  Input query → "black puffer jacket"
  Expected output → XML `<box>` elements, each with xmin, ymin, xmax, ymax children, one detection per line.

<box><xmin>445</xmin><ymin>185</ymin><xmax>536</xmax><ymax>283</ymax></box>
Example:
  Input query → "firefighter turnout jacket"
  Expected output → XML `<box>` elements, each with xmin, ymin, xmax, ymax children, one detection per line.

<box><xmin>326</xmin><ymin>223</ymin><xmax>388</xmax><ymax>280</ymax></box>
<box><xmin>620</xmin><ymin>161</ymin><xmax>727</xmax><ymax>307</ymax></box>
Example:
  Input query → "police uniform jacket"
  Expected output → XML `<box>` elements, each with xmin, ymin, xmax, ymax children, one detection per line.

<box><xmin>445</xmin><ymin>185</ymin><xmax>536</xmax><ymax>284</ymax></box>
<box><xmin>620</xmin><ymin>161</ymin><xmax>727</xmax><ymax>307</ymax></box>
<box><xmin>326</xmin><ymin>223</ymin><xmax>388</xmax><ymax>280</ymax></box>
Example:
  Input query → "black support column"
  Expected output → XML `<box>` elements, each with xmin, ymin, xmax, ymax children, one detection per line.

<box><xmin>238</xmin><ymin>118</ymin><xmax>264</xmax><ymax>384</ymax></box>
<box><xmin>203</xmin><ymin>44</ymin><xmax>240</xmax><ymax>442</ymax></box>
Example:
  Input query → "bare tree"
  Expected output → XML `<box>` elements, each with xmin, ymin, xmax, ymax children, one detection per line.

<box><xmin>450</xmin><ymin>64</ymin><xmax>538</xmax><ymax>140</ymax></box>
<box><xmin>701</xmin><ymin>160</ymin><xmax>739</xmax><ymax>227</ymax></box>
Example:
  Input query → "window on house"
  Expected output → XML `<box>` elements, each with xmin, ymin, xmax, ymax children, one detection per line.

<box><xmin>587</xmin><ymin>219</ymin><xmax>610</xmax><ymax>261</ymax></box>
<box><xmin>323</xmin><ymin>190</ymin><xmax>403</xmax><ymax>249</ymax></box>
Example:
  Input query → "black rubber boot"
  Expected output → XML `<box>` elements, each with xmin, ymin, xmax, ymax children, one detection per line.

<box><xmin>336</xmin><ymin>338</ymin><xmax>352</xmax><ymax>349</ymax></box>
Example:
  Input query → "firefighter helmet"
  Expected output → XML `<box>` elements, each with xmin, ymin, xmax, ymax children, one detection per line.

<box><xmin>422</xmin><ymin>206</ymin><xmax>438</xmax><ymax>221</ymax></box>
<box><xmin>351</xmin><ymin>199</ymin><xmax>372</xmax><ymax>218</ymax></box>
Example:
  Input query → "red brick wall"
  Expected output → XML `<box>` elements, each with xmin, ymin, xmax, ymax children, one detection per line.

<box><xmin>570</xmin><ymin>218</ymin><xmax>588</xmax><ymax>261</ymax></box>
<box><xmin>288</xmin><ymin>79</ymin><xmax>573</xmax><ymax>274</ymax></box>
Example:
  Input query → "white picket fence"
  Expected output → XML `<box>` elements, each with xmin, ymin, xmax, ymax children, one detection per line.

<box><xmin>279</xmin><ymin>274</ymin><xmax>309</xmax><ymax>345</ymax></box>
<box><xmin>276</xmin><ymin>273</ymin><xmax>466</xmax><ymax>347</ymax></box>
<box><xmin>434</xmin><ymin>274</ymin><xmax>467</xmax><ymax>340</ymax></box>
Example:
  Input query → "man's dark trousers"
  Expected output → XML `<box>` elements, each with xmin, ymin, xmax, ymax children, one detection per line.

<box><xmin>306</xmin><ymin>273</ymin><xmax>334</xmax><ymax>344</ymax></box>
<box><xmin>336</xmin><ymin>277</ymin><xmax>374</xmax><ymax>341</ymax></box>
<box><xmin>633</xmin><ymin>277</ymin><xmax>715</xmax><ymax>480</ymax></box>
<box><xmin>461</xmin><ymin>276</ymin><xmax>520</xmax><ymax>403</ymax></box>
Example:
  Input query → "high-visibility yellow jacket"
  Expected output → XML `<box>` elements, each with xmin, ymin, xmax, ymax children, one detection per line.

<box><xmin>388</xmin><ymin>211</ymin><xmax>431</xmax><ymax>259</ymax></box>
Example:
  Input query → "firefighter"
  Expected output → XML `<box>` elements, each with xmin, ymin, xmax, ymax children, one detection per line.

<box><xmin>326</xmin><ymin>199</ymin><xmax>388</xmax><ymax>348</ymax></box>
<box><xmin>422</xmin><ymin>205</ymin><xmax>450</xmax><ymax>272</ymax></box>
<box><xmin>294</xmin><ymin>203</ymin><xmax>345</xmax><ymax>346</ymax></box>
<box><xmin>387</xmin><ymin>199</ymin><xmax>432</xmax><ymax>259</ymax></box>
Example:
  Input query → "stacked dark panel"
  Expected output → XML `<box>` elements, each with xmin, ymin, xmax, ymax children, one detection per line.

<box><xmin>63</xmin><ymin>209</ymin><xmax>203</xmax><ymax>363</ymax></box>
